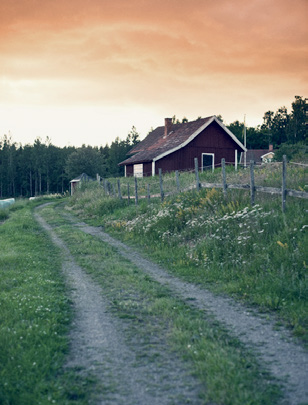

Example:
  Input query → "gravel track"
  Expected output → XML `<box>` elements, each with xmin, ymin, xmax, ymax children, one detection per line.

<box><xmin>34</xmin><ymin>207</ymin><xmax>203</xmax><ymax>405</ymax></box>
<box><xmin>60</xmin><ymin>216</ymin><xmax>308</xmax><ymax>405</ymax></box>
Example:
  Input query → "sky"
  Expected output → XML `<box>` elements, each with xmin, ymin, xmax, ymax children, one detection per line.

<box><xmin>0</xmin><ymin>0</ymin><xmax>307</xmax><ymax>148</ymax></box>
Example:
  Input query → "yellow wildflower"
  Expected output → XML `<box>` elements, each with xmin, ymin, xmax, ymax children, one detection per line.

<box><xmin>277</xmin><ymin>241</ymin><xmax>288</xmax><ymax>249</ymax></box>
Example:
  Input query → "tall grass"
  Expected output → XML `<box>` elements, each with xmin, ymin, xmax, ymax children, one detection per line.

<box><xmin>94</xmin><ymin>162</ymin><xmax>307</xmax><ymax>200</ymax></box>
<box><xmin>0</xmin><ymin>200</ymin><xmax>94</xmax><ymax>404</ymax></box>
<box><xmin>0</xmin><ymin>209</ymin><xmax>9</xmax><ymax>221</ymax></box>
<box><xmin>68</xmin><ymin>177</ymin><xmax>308</xmax><ymax>343</ymax></box>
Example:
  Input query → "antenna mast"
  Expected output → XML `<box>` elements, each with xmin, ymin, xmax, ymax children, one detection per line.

<box><xmin>244</xmin><ymin>114</ymin><xmax>247</xmax><ymax>168</ymax></box>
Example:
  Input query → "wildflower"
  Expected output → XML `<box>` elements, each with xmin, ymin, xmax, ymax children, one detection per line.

<box><xmin>277</xmin><ymin>241</ymin><xmax>288</xmax><ymax>249</ymax></box>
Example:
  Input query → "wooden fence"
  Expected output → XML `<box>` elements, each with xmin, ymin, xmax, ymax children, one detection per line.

<box><xmin>100</xmin><ymin>155</ymin><xmax>308</xmax><ymax>212</ymax></box>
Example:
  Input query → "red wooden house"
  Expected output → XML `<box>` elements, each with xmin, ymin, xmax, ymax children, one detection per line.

<box><xmin>119</xmin><ymin>116</ymin><xmax>247</xmax><ymax>177</ymax></box>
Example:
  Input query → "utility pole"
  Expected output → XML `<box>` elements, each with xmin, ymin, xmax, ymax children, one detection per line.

<box><xmin>244</xmin><ymin>114</ymin><xmax>247</xmax><ymax>168</ymax></box>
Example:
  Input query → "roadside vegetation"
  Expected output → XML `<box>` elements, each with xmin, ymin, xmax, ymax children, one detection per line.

<box><xmin>99</xmin><ymin>159</ymin><xmax>307</xmax><ymax>199</ymax></box>
<box><xmin>0</xmin><ymin>200</ymin><xmax>94</xmax><ymax>404</ymax></box>
<box><xmin>40</xmin><ymin>203</ymin><xmax>282</xmax><ymax>404</ymax></box>
<box><xmin>67</xmin><ymin>165</ymin><xmax>308</xmax><ymax>344</ymax></box>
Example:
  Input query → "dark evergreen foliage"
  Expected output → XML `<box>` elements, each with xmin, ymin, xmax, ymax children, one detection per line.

<box><xmin>226</xmin><ymin>96</ymin><xmax>307</xmax><ymax>150</ymax></box>
<box><xmin>0</xmin><ymin>127</ymin><xmax>140</xmax><ymax>198</ymax></box>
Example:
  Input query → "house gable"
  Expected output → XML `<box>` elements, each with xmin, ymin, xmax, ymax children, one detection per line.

<box><xmin>153</xmin><ymin>116</ymin><xmax>246</xmax><ymax>163</ymax></box>
<box><xmin>154</xmin><ymin>121</ymin><xmax>243</xmax><ymax>174</ymax></box>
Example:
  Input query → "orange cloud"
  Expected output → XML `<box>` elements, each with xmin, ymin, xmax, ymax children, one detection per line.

<box><xmin>0</xmin><ymin>0</ymin><xmax>307</xmax><ymax>135</ymax></box>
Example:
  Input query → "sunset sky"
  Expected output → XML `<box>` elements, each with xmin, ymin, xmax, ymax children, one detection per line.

<box><xmin>1</xmin><ymin>0</ymin><xmax>307</xmax><ymax>147</ymax></box>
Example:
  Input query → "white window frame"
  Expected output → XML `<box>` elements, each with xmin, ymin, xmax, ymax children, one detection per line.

<box><xmin>152</xmin><ymin>161</ymin><xmax>155</xmax><ymax>177</ymax></box>
<box><xmin>239</xmin><ymin>152</ymin><xmax>243</xmax><ymax>165</ymax></box>
<box><xmin>133</xmin><ymin>163</ymin><xmax>143</xmax><ymax>178</ymax></box>
<box><xmin>202</xmin><ymin>153</ymin><xmax>215</xmax><ymax>172</ymax></box>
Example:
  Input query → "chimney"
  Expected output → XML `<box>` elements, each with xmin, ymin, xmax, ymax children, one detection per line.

<box><xmin>269</xmin><ymin>144</ymin><xmax>273</xmax><ymax>152</ymax></box>
<box><xmin>164</xmin><ymin>118</ymin><xmax>173</xmax><ymax>137</ymax></box>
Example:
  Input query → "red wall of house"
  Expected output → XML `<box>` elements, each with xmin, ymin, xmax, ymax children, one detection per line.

<box><xmin>126</xmin><ymin>165</ymin><xmax>134</xmax><ymax>176</ymax></box>
<box><xmin>155</xmin><ymin>121</ymin><xmax>240</xmax><ymax>175</ymax></box>
<box><xmin>143</xmin><ymin>162</ymin><xmax>152</xmax><ymax>176</ymax></box>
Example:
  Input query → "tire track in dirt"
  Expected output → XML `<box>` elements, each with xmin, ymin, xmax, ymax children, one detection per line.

<box><xmin>64</xmin><ymin>216</ymin><xmax>308</xmax><ymax>405</ymax></box>
<box><xmin>34</xmin><ymin>207</ymin><xmax>203</xmax><ymax>405</ymax></box>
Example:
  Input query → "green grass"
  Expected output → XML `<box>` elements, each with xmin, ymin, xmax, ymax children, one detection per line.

<box><xmin>92</xmin><ymin>162</ymin><xmax>307</xmax><ymax>201</ymax></box>
<box><xmin>39</xmin><ymin>203</ymin><xmax>282</xmax><ymax>404</ymax></box>
<box><xmin>0</xmin><ymin>208</ymin><xmax>9</xmax><ymax>221</ymax></box>
<box><xmin>2</xmin><ymin>179</ymin><xmax>305</xmax><ymax>404</ymax></box>
<box><xmin>68</xmin><ymin>181</ymin><xmax>308</xmax><ymax>344</ymax></box>
<box><xmin>0</xmin><ymin>200</ymin><xmax>95</xmax><ymax>405</ymax></box>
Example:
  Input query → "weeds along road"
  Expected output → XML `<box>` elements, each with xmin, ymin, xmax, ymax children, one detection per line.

<box><xmin>34</xmin><ymin>203</ymin><xmax>308</xmax><ymax>405</ymax></box>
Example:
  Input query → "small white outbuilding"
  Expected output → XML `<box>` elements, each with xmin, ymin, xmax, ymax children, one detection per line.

<box><xmin>70</xmin><ymin>173</ymin><xmax>94</xmax><ymax>195</ymax></box>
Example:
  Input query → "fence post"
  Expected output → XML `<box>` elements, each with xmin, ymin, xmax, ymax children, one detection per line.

<box><xmin>175</xmin><ymin>170</ymin><xmax>180</xmax><ymax>193</ymax></box>
<box><xmin>112</xmin><ymin>183</ymin><xmax>116</xmax><ymax>197</ymax></box>
<box><xmin>282</xmin><ymin>155</ymin><xmax>287</xmax><ymax>212</ymax></box>
<box><xmin>96</xmin><ymin>173</ymin><xmax>100</xmax><ymax>184</ymax></box>
<box><xmin>117</xmin><ymin>179</ymin><xmax>122</xmax><ymax>200</ymax></box>
<box><xmin>250</xmin><ymin>160</ymin><xmax>255</xmax><ymax>206</ymax></box>
<box><xmin>134</xmin><ymin>176</ymin><xmax>138</xmax><ymax>205</ymax></box>
<box><xmin>194</xmin><ymin>158</ymin><xmax>200</xmax><ymax>191</ymax></box>
<box><xmin>127</xmin><ymin>183</ymin><xmax>130</xmax><ymax>205</ymax></box>
<box><xmin>103</xmin><ymin>179</ymin><xmax>107</xmax><ymax>194</ymax></box>
<box><xmin>147</xmin><ymin>184</ymin><xmax>151</xmax><ymax>202</ymax></box>
<box><xmin>159</xmin><ymin>169</ymin><xmax>164</xmax><ymax>202</ymax></box>
<box><xmin>106</xmin><ymin>181</ymin><xmax>111</xmax><ymax>196</ymax></box>
<box><xmin>222</xmin><ymin>158</ymin><xmax>227</xmax><ymax>197</ymax></box>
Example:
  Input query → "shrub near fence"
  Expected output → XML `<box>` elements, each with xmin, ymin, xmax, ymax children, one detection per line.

<box><xmin>99</xmin><ymin>156</ymin><xmax>308</xmax><ymax>212</ymax></box>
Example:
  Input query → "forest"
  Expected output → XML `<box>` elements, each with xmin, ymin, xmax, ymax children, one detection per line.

<box><xmin>0</xmin><ymin>96</ymin><xmax>306</xmax><ymax>199</ymax></box>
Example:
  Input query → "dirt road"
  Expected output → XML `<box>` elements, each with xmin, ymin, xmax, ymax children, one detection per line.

<box><xmin>35</xmin><ymin>207</ymin><xmax>203</xmax><ymax>404</ymax></box>
<box><xmin>34</xmin><ymin>205</ymin><xmax>308</xmax><ymax>405</ymax></box>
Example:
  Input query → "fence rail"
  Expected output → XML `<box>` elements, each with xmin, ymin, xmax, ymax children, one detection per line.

<box><xmin>98</xmin><ymin>156</ymin><xmax>307</xmax><ymax>212</ymax></box>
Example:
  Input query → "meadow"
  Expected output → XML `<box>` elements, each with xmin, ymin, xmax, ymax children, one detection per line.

<box><xmin>68</xmin><ymin>164</ymin><xmax>308</xmax><ymax>344</ymax></box>
<box><xmin>99</xmin><ymin>160</ymin><xmax>307</xmax><ymax>200</ymax></box>
<box><xmin>0</xmin><ymin>198</ymin><xmax>283</xmax><ymax>404</ymax></box>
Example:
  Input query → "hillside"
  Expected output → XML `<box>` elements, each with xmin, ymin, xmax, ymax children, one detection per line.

<box><xmin>67</xmin><ymin>164</ymin><xmax>308</xmax><ymax>343</ymax></box>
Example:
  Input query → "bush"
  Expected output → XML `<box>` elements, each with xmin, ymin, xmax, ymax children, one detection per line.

<box><xmin>274</xmin><ymin>142</ymin><xmax>308</xmax><ymax>163</ymax></box>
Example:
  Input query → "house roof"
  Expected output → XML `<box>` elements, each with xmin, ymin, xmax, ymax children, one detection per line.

<box><xmin>119</xmin><ymin>116</ymin><xmax>247</xmax><ymax>166</ymax></box>
<box><xmin>240</xmin><ymin>150</ymin><xmax>275</xmax><ymax>164</ymax></box>
<box><xmin>70</xmin><ymin>173</ymin><xmax>93</xmax><ymax>183</ymax></box>
<box><xmin>261</xmin><ymin>151</ymin><xmax>275</xmax><ymax>159</ymax></box>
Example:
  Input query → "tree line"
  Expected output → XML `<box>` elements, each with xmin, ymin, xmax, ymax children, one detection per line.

<box><xmin>226</xmin><ymin>95</ymin><xmax>307</xmax><ymax>150</ymax></box>
<box><xmin>0</xmin><ymin>127</ymin><xmax>140</xmax><ymax>198</ymax></box>
<box><xmin>0</xmin><ymin>96</ymin><xmax>306</xmax><ymax>199</ymax></box>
